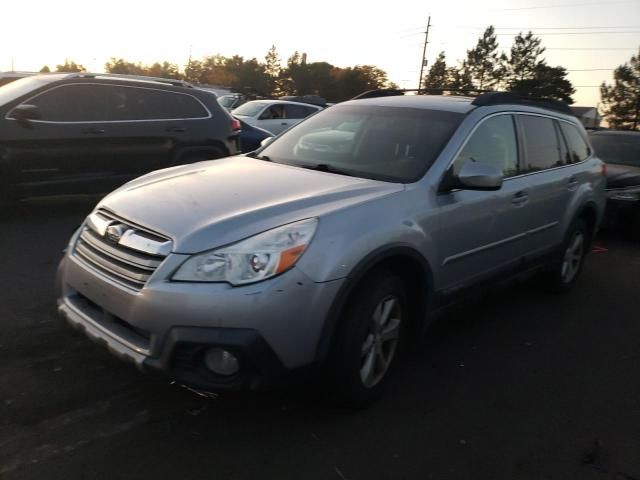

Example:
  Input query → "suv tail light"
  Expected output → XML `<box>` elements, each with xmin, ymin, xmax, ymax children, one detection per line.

<box><xmin>231</xmin><ymin>118</ymin><xmax>241</xmax><ymax>131</ymax></box>
<box><xmin>601</xmin><ymin>163</ymin><xmax>607</xmax><ymax>177</ymax></box>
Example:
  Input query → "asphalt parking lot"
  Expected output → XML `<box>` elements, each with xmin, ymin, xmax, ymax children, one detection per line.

<box><xmin>1</xmin><ymin>196</ymin><xmax>639</xmax><ymax>480</ymax></box>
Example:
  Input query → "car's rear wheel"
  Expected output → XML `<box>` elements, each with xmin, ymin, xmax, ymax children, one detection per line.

<box><xmin>543</xmin><ymin>218</ymin><xmax>589</xmax><ymax>293</ymax></box>
<box><xmin>325</xmin><ymin>271</ymin><xmax>407</xmax><ymax>408</ymax></box>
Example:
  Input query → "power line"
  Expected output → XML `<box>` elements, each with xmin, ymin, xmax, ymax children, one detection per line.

<box><xmin>458</xmin><ymin>25</ymin><xmax>640</xmax><ymax>30</ymax></box>
<box><xmin>491</xmin><ymin>0</ymin><xmax>637</xmax><ymax>11</ymax></box>
<box><xmin>546</xmin><ymin>47</ymin><xmax>638</xmax><ymax>50</ymax></box>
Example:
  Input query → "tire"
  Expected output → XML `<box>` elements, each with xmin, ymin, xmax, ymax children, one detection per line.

<box><xmin>324</xmin><ymin>271</ymin><xmax>408</xmax><ymax>408</ymax></box>
<box><xmin>542</xmin><ymin>218</ymin><xmax>590</xmax><ymax>294</ymax></box>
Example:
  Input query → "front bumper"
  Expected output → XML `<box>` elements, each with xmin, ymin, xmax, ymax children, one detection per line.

<box><xmin>57</xmin><ymin>249</ymin><xmax>343</xmax><ymax>390</ymax></box>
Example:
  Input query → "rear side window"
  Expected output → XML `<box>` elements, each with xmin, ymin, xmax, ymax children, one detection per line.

<box><xmin>285</xmin><ymin>104</ymin><xmax>318</xmax><ymax>119</ymax></box>
<box><xmin>27</xmin><ymin>84</ymin><xmax>108</xmax><ymax>122</ymax></box>
<box><xmin>105</xmin><ymin>86</ymin><xmax>208</xmax><ymax>121</ymax></box>
<box><xmin>453</xmin><ymin>114</ymin><xmax>518</xmax><ymax>177</ymax></box>
<box><xmin>519</xmin><ymin>115</ymin><xmax>563</xmax><ymax>172</ymax></box>
<box><xmin>559</xmin><ymin>122</ymin><xmax>591</xmax><ymax>163</ymax></box>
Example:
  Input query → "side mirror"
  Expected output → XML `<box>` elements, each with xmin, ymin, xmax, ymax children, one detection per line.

<box><xmin>454</xmin><ymin>161</ymin><xmax>503</xmax><ymax>191</ymax></box>
<box><xmin>260</xmin><ymin>136</ymin><xmax>274</xmax><ymax>148</ymax></box>
<box><xmin>10</xmin><ymin>104</ymin><xmax>41</xmax><ymax>125</ymax></box>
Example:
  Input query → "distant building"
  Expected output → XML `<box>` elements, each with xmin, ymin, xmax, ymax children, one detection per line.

<box><xmin>571</xmin><ymin>106</ymin><xmax>601</xmax><ymax>129</ymax></box>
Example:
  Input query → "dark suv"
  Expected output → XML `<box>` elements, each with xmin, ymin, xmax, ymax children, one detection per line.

<box><xmin>0</xmin><ymin>73</ymin><xmax>240</xmax><ymax>204</ymax></box>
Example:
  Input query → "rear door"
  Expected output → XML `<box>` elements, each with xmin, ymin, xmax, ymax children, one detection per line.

<box><xmin>101</xmin><ymin>85</ymin><xmax>208</xmax><ymax>175</ymax></box>
<box><xmin>437</xmin><ymin>114</ymin><xmax>532</xmax><ymax>292</ymax></box>
<box><xmin>515</xmin><ymin>114</ymin><xmax>574</xmax><ymax>257</ymax></box>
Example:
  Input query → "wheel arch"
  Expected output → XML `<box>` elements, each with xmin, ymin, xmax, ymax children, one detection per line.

<box><xmin>313</xmin><ymin>244</ymin><xmax>433</xmax><ymax>366</ymax></box>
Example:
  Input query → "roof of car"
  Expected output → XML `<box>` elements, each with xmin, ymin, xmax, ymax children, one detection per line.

<box><xmin>340</xmin><ymin>94</ymin><xmax>478</xmax><ymax>113</ymax></box>
<box><xmin>244</xmin><ymin>99</ymin><xmax>323</xmax><ymax>109</ymax></box>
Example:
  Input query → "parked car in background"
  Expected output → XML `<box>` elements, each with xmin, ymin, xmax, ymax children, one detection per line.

<box><xmin>589</xmin><ymin>130</ymin><xmax>640</xmax><ymax>231</ymax></box>
<box><xmin>237</xmin><ymin>118</ymin><xmax>273</xmax><ymax>153</ymax></box>
<box><xmin>0</xmin><ymin>72</ymin><xmax>240</xmax><ymax>205</ymax></box>
<box><xmin>0</xmin><ymin>71</ymin><xmax>37</xmax><ymax>87</ymax></box>
<box><xmin>218</xmin><ymin>93</ymin><xmax>247</xmax><ymax>112</ymax></box>
<box><xmin>57</xmin><ymin>91</ymin><xmax>605</xmax><ymax>407</ymax></box>
<box><xmin>232</xmin><ymin>99</ymin><xmax>322</xmax><ymax>135</ymax></box>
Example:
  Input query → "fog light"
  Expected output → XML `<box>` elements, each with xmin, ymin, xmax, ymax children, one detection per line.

<box><xmin>204</xmin><ymin>348</ymin><xmax>240</xmax><ymax>376</ymax></box>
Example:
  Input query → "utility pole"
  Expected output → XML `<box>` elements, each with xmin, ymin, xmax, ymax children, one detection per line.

<box><xmin>417</xmin><ymin>16</ymin><xmax>431</xmax><ymax>94</ymax></box>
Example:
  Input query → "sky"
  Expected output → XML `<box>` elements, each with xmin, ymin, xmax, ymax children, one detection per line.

<box><xmin>2</xmin><ymin>0</ymin><xmax>639</xmax><ymax>106</ymax></box>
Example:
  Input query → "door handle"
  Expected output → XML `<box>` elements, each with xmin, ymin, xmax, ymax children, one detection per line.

<box><xmin>81</xmin><ymin>127</ymin><xmax>105</xmax><ymax>134</ymax></box>
<box><xmin>166</xmin><ymin>126</ymin><xmax>186</xmax><ymax>133</ymax></box>
<box><xmin>281</xmin><ymin>122</ymin><xmax>288</xmax><ymax>126</ymax></box>
<box><xmin>568</xmin><ymin>176</ymin><xmax>579</xmax><ymax>190</ymax></box>
<box><xmin>512</xmin><ymin>191</ymin><xmax>529</xmax><ymax>206</ymax></box>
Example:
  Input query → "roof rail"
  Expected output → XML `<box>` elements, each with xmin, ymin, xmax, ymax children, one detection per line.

<box><xmin>351</xmin><ymin>88</ymin><xmax>495</xmax><ymax>100</ymax></box>
<box><xmin>471</xmin><ymin>91</ymin><xmax>573</xmax><ymax>115</ymax></box>
<box><xmin>65</xmin><ymin>72</ymin><xmax>193</xmax><ymax>88</ymax></box>
<box><xmin>351</xmin><ymin>88</ymin><xmax>573</xmax><ymax>115</ymax></box>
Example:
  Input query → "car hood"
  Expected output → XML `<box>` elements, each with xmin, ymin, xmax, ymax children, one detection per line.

<box><xmin>606</xmin><ymin>163</ymin><xmax>640</xmax><ymax>189</ymax></box>
<box><xmin>99</xmin><ymin>157</ymin><xmax>404</xmax><ymax>253</ymax></box>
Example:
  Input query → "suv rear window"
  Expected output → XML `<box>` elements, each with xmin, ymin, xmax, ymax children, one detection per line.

<box><xmin>590</xmin><ymin>134</ymin><xmax>640</xmax><ymax>167</ymax></box>
<box><xmin>260</xmin><ymin>105</ymin><xmax>463</xmax><ymax>182</ymax></box>
<box><xmin>559</xmin><ymin>122</ymin><xmax>591</xmax><ymax>163</ymax></box>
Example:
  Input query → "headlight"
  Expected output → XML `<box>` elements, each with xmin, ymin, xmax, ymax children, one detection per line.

<box><xmin>607</xmin><ymin>186</ymin><xmax>640</xmax><ymax>201</ymax></box>
<box><xmin>172</xmin><ymin>218</ymin><xmax>318</xmax><ymax>285</ymax></box>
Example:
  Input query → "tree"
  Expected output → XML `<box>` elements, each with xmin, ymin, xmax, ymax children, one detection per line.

<box><xmin>510</xmin><ymin>64</ymin><xmax>575</xmax><ymax>104</ymax></box>
<box><xmin>505</xmin><ymin>31</ymin><xmax>545</xmax><ymax>87</ymax></box>
<box><xmin>600</xmin><ymin>47</ymin><xmax>640</xmax><ymax>130</ymax></box>
<box><xmin>423</xmin><ymin>51</ymin><xmax>447</xmax><ymax>94</ymax></box>
<box><xmin>465</xmin><ymin>26</ymin><xmax>504</xmax><ymax>90</ymax></box>
<box><xmin>55</xmin><ymin>60</ymin><xmax>86</xmax><ymax>72</ymax></box>
<box><xmin>264</xmin><ymin>45</ymin><xmax>282</xmax><ymax>96</ymax></box>
<box><xmin>224</xmin><ymin>55</ymin><xmax>270</xmax><ymax>96</ymax></box>
<box><xmin>446</xmin><ymin>62</ymin><xmax>474</xmax><ymax>95</ymax></box>
<box><xmin>39</xmin><ymin>65</ymin><xmax>51</xmax><ymax>73</ymax></box>
<box><xmin>145</xmin><ymin>61</ymin><xmax>181</xmax><ymax>79</ymax></box>
<box><xmin>105</xmin><ymin>58</ymin><xmax>145</xmax><ymax>75</ymax></box>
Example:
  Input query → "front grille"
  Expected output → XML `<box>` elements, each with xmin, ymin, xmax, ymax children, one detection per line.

<box><xmin>73</xmin><ymin>210</ymin><xmax>172</xmax><ymax>291</ymax></box>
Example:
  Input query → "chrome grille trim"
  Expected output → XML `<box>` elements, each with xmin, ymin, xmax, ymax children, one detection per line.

<box><xmin>73</xmin><ymin>210</ymin><xmax>172</xmax><ymax>291</ymax></box>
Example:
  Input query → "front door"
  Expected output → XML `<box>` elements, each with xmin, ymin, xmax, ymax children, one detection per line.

<box><xmin>3</xmin><ymin>83</ymin><xmax>112</xmax><ymax>196</ymax></box>
<box><xmin>437</xmin><ymin>114</ymin><xmax>530</xmax><ymax>293</ymax></box>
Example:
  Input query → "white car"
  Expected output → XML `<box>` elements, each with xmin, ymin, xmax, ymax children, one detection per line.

<box><xmin>232</xmin><ymin>100</ymin><xmax>322</xmax><ymax>135</ymax></box>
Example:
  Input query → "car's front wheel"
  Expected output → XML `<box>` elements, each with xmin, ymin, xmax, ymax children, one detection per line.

<box><xmin>326</xmin><ymin>271</ymin><xmax>407</xmax><ymax>408</ymax></box>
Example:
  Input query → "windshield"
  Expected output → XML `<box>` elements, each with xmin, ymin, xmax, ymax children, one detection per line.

<box><xmin>259</xmin><ymin>104</ymin><xmax>463</xmax><ymax>182</ymax></box>
<box><xmin>591</xmin><ymin>134</ymin><xmax>640</xmax><ymax>167</ymax></box>
<box><xmin>0</xmin><ymin>75</ymin><xmax>62</xmax><ymax>107</ymax></box>
<box><xmin>233</xmin><ymin>101</ymin><xmax>267</xmax><ymax>117</ymax></box>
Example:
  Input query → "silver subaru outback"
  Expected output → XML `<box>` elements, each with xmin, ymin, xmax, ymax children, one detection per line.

<box><xmin>57</xmin><ymin>92</ymin><xmax>606</xmax><ymax>405</ymax></box>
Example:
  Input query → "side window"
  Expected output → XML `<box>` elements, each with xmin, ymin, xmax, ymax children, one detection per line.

<box><xmin>106</xmin><ymin>87</ymin><xmax>208</xmax><ymax>121</ymax></box>
<box><xmin>519</xmin><ymin>115</ymin><xmax>563</xmax><ymax>172</ymax></box>
<box><xmin>559</xmin><ymin>122</ymin><xmax>591</xmax><ymax>163</ymax></box>
<box><xmin>285</xmin><ymin>104</ymin><xmax>318</xmax><ymax>119</ymax></box>
<box><xmin>27</xmin><ymin>84</ymin><xmax>108</xmax><ymax>122</ymax></box>
<box><xmin>259</xmin><ymin>105</ymin><xmax>285</xmax><ymax>120</ymax></box>
<box><xmin>453</xmin><ymin>115</ymin><xmax>518</xmax><ymax>177</ymax></box>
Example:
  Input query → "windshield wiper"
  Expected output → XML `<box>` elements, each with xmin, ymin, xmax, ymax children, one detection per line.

<box><xmin>247</xmin><ymin>152</ymin><xmax>272</xmax><ymax>161</ymax></box>
<box><xmin>298</xmin><ymin>163</ymin><xmax>354</xmax><ymax>177</ymax></box>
